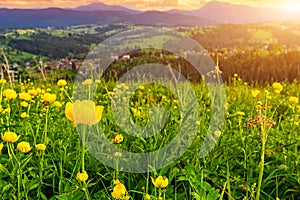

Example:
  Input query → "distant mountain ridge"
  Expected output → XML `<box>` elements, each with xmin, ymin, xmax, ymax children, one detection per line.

<box><xmin>74</xmin><ymin>2</ymin><xmax>141</xmax><ymax>14</ymax></box>
<box><xmin>0</xmin><ymin>1</ymin><xmax>299</xmax><ymax>28</ymax></box>
<box><xmin>168</xmin><ymin>1</ymin><xmax>300</xmax><ymax>23</ymax></box>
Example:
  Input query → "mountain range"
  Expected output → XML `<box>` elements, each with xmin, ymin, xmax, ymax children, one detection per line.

<box><xmin>0</xmin><ymin>1</ymin><xmax>299</xmax><ymax>28</ymax></box>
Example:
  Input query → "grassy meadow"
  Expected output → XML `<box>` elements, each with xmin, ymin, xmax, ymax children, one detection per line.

<box><xmin>0</xmin><ymin>71</ymin><xmax>299</xmax><ymax>200</ymax></box>
<box><xmin>0</xmin><ymin>22</ymin><xmax>300</xmax><ymax>200</ymax></box>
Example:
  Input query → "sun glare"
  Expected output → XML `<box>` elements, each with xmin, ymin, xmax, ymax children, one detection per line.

<box><xmin>285</xmin><ymin>1</ymin><xmax>300</xmax><ymax>12</ymax></box>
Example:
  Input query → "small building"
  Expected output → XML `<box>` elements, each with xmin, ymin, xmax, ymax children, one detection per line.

<box><xmin>122</xmin><ymin>54</ymin><xmax>130</xmax><ymax>60</ymax></box>
<box><xmin>110</xmin><ymin>53</ymin><xmax>119</xmax><ymax>60</ymax></box>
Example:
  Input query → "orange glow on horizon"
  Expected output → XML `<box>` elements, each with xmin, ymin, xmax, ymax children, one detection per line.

<box><xmin>0</xmin><ymin>0</ymin><xmax>293</xmax><ymax>11</ymax></box>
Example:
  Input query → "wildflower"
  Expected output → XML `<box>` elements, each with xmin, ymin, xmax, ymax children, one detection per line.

<box><xmin>111</xmin><ymin>179</ymin><xmax>127</xmax><ymax>199</ymax></box>
<box><xmin>3</xmin><ymin>89</ymin><xmax>17</xmax><ymax>100</ymax></box>
<box><xmin>65</xmin><ymin>100</ymin><xmax>104</xmax><ymax>125</ymax></box>
<box><xmin>113</xmin><ymin>134</ymin><xmax>123</xmax><ymax>144</ymax></box>
<box><xmin>289</xmin><ymin>96</ymin><xmax>298</xmax><ymax>104</ymax></box>
<box><xmin>236</xmin><ymin>111</ymin><xmax>245</xmax><ymax>116</ymax></box>
<box><xmin>54</xmin><ymin>101</ymin><xmax>62</xmax><ymax>108</ymax></box>
<box><xmin>21</xmin><ymin>101</ymin><xmax>29</xmax><ymax>108</ymax></box>
<box><xmin>251</xmin><ymin>90</ymin><xmax>260</xmax><ymax>98</ymax></box>
<box><xmin>214</xmin><ymin>130</ymin><xmax>222</xmax><ymax>137</ymax></box>
<box><xmin>114</xmin><ymin>152</ymin><xmax>122</xmax><ymax>157</ymax></box>
<box><xmin>19</xmin><ymin>92</ymin><xmax>32</xmax><ymax>101</ymax></box>
<box><xmin>234</xmin><ymin>73</ymin><xmax>238</xmax><ymax>77</ymax></box>
<box><xmin>28</xmin><ymin>89</ymin><xmax>38</xmax><ymax>96</ymax></box>
<box><xmin>139</xmin><ymin>85</ymin><xmax>145</xmax><ymax>90</ymax></box>
<box><xmin>42</xmin><ymin>93</ymin><xmax>56</xmax><ymax>103</ymax></box>
<box><xmin>151</xmin><ymin>176</ymin><xmax>168</xmax><ymax>189</ymax></box>
<box><xmin>82</xmin><ymin>79</ymin><xmax>93</xmax><ymax>86</ymax></box>
<box><xmin>4</xmin><ymin>108</ymin><xmax>11</xmax><ymax>114</ymax></box>
<box><xmin>57</xmin><ymin>79</ymin><xmax>67</xmax><ymax>87</ymax></box>
<box><xmin>17</xmin><ymin>141</ymin><xmax>31</xmax><ymax>153</ymax></box>
<box><xmin>0</xmin><ymin>79</ymin><xmax>7</xmax><ymax>84</ymax></box>
<box><xmin>131</xmin><ymin>108</ymin><xmax>141</xmax><ymax>117</ymax></box>
<box><xmin>2</xmin><ymin>131</ymin><xmax>20</xmax><ymax>143</ymax></box>
<box><xmin>35</xmin><ymin>144</ymin><xmax>46</xmax><ymax>151</ymax></box>
<box><xmin>272</xmin><ymin>82</ymin><xmax>283</xmax><ymax>94</ymax></box>
<box><xmin>76</xmin><ymin>171</ymin><xmax>88</xmax><ymax>182</ymax></box>
<box><xmin>144</xmin><ymin>194</ymin><xmax>151</xmax><ymax>200</ymax></box>
<box><xmin>0</xmin><ymin>143</ymin><xmax>3</xmax><ymax>153</ymax></box>
<box><xmin>20</xmin><ymin>112</ymin><xmax>28</xmax><ymax>118</ymax></box>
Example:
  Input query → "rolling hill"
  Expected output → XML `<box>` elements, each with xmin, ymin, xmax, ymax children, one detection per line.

<box><xmin>1</xmin><ymin>1</ymin><xmax>300</xmax><ymax>28</ymax></box>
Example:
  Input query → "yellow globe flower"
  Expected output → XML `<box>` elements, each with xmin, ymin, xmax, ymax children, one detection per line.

<box><xmin>76</xmin><ymin>171</ymin><xmax>88</xmax><ymax>182</ymax></box>
<box><xmin>236</xmin><ymin>111</ymin><xmax>245</xmax><ymax>116</ymax></box>
<box><xmin>28</xmin><ymin>89</ymin><xmax>38</xmax><ymax>96</ymax></box>
<box><xmin>112</xmin><ymin>134</ymin><xmax>123</xmax><ymax>144</ymax></box>
<box><xmin>65</xmin><ymin>100</ymin><xmax>104</xmax><ymax>125</ymax></box>
<box><xmin>82</xmin><ymin>79</ymin><xmax>93</xmax><ymax>86</ymax></box>
<box><xmin>2</xmin><ymin>131</ymin><xmax>20</xmax><ymax>143</ymax></box>
<box><xmin>0</xmin><ymin>79</ymin><xmax>7</xmax><ymax>84</ymax></box>
<box><xmin>144</xmin><ymin>194</ymin><xmax>151</xmax><ymax>200</ymax></box>
<box><xmin>151</xmin><ymin>176</ymin><xmax>168</xmax><ymax>188</ymax></box>
<box><xmin>289</xmin><ymin>96</ymin><xmax>298</xmax><ymax>104</ymax></box>
<box><xmin>251</xmin><ymin>90</ymin><xmax>260</xmax><ymax>98</ymax></box>
<box><xmin>4</xmin><ymin>108</ymin><xmax>11</xmax><ymax>114</ymax></box>
<box><xmin>3</xmin><ymin>89</ymin><xmax>18</xmax><ymax>100</ymax></box>
<box><xmin>272</xmin><ymin>82</ymin><xmax>283</xmax><ymax>94</ymax></box>
<box><xmin>111</xmin><ymin>180</ymin><xmax>127</xmax><ymax>199</ymax></box>
<box><xmin>54</xmin><ymin>101</ymin><xmax>62</xmax><ymax>108</ymax></box>
<box><xmin>21</xmin><ymin>101</ymin><xmax>29</xmax><ymax>108</ymax></box>
<box><xmin>19</xmin><ymin>92</ymin><xmax>32</xmax><ymax>101</ymax></box>
<box><xmin>20</xmin><ymin>112</ymin><xmax>28</xmax><ymax>119</ymax></box>
<box><xmin>35</xmin><ymin>144</ymin><xmax>46</xmax><ymax>151</ymax></box>
<box><xmin>42</xmin><ymin>93</ymin><xmax>57</xmax><ymax>103</ymax></box>
<box><xmin>17</xmin><ymin>141</ymin><xmax>31</xmax><ymax>153</ymax></box>
<box><xmin>57</xmin><ymin>79</ymin><xmax>67</xmax><ymax>87</ymax></box>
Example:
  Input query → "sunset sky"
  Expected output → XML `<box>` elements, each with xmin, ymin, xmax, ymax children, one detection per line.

<box><xmin>0</xmin><ymin>0</ymin><xmax>299</xmax><ymax>10</ymax></box>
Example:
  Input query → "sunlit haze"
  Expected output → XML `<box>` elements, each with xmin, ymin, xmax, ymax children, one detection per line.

<box><xmin>0</xmin><ymin>0</ymin><xmax>297</xmax><ymax>10</ymax></box>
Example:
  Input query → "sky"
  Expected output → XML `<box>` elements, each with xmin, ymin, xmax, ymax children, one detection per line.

<box><xmin>0</xmin><ymin>0</ymin><xmax>298</xmax><ymax>10</ymax></box>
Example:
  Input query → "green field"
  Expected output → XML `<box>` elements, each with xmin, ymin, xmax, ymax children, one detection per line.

<box><xmin>0</xmin><ymin>73</ymin><xmax>299</xmax><ymax>199</ymax></box>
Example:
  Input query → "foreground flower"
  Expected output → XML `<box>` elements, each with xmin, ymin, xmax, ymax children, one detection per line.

<box><xmin>251</xmin><ymin>90</ymin><xmax>260</xmax><ymax>98</ymax></box>
<box><xmin>151</xmin><ymin>176</ymin><xmax>168</xmax><ymax>189</ymax></box>
<box><xmin>82</xmin><ymin>79</ymin><xmax>93</xmax><ymax>86</ymax></box>
<box><xmin>272</xmin><ymin>82</ymin><xmax>283</xmax><ymax>94</ymax></box>
<box><xmin>113</xmin><ymin>134</ymin><xmax>123</xmax><ymax>144</ymax></box>
<box><xmin>42</xmin><ymin>93</ymin><xmax>57</xmax><ymax>103</ymax></box>
<box><xmin>3</xmin><ymin>89</ymin><xmax>18</xmax><ymax>100</ymax></box>
<box><xmin>19</xmin><ymin>92</ymin><xmax>32</xmax><ymax>101</ymax></box>
<box><xmin>2</xmin><ymin>131</ymin><xmax>20</xmax><ymax>143</ymax></box>
<box><xmin>111</xmin><ymin>179</ymin><xmax>127</xmax><ymax>199</ymax></box>
<box><xmin>289</xmin><ymin>96</ymin><xmax>298</xmax><ymax>104</ymax></box>
<box><xmin>76</xmin><ymin>171</ymin><xmax>88</xmax><ymax>182</ymax></box>
<box><xmin>236</xmin><ymin>111</ymin><xmax>245</xmax><ymax>116</ymax></box>
<box><xmin>0</xmin><ymin>79</ymin><xmax>7</xmax><ymax>84</ymax></box>
<box><xmin>17</xmin><ymin>141</ymin><xmax>31</xmax><ymax>153</ymax></box>
<box><xmin>65</xmin><ymin>100</ymin><xmax>104</xmax><ymax>125</ymax></box>
<box><xmin>21</xmin><ymin>101</ymin><xmax>29</xmax><ymax>108</ymax></box>
<box><xmin>20</xmin><ymin>112</ymin><xmax>28</xmax><ymax>119</ymax></box>
<box><xmin>35</xmin><ymin>144</ymin><xmax>46</xmax><ymax>151</ymax></box>
<box><xmin>28</xmin><ymin>89</ymin><xmax>38</xmax><ymax>96</ymax></box>
<box><xmin>54</xmin><ymin>101</ymin><xmax>62</xmax><ymax>108</ymax></box>
<box><xmin>144</xmin><ymin>194</ymin><xmax>151</xmax><ymax>200</ymax></box>
<box><xmin>57</xmin><ymin>79</ymin><xmax>67</xmax><ymax>87</ymax></box>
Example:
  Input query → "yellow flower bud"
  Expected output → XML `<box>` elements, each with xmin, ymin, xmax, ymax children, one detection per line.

<box><xmin>17</xmin><ymin>141</ymin><xmax>31</xmax><ymax>153</ymax></box>
<box><xmin>2</xmin><ymin>132</ymin><xmax>20</xmax><ymax>143</ymax></box>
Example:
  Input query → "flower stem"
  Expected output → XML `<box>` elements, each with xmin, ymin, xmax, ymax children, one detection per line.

<box><xmin>256</xmin><ymin>135</ymin><xmax>266</xmax><ymax>200</ymax></box>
